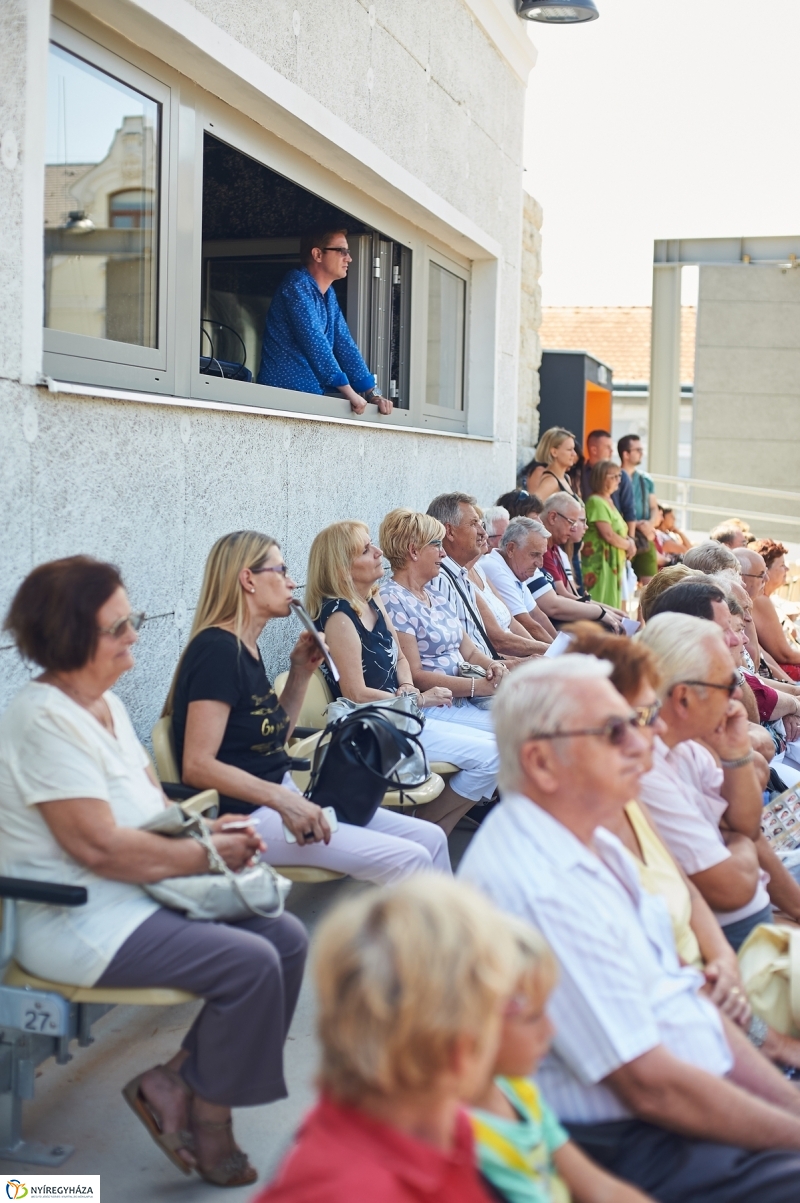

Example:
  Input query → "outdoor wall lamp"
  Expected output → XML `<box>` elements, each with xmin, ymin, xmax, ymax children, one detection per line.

<box><xmin>517</xmin><ymin>0</ymin><xmax>599</xmax><ymax>22</ymax></box>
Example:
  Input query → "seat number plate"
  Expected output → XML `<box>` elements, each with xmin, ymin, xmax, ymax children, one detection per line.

<box><xmin>0</xmin><ymin>989</ymin><xmax>70</xmax><ymax>1037</ymax></box>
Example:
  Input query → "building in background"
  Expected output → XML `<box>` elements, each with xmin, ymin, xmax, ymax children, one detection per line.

<box><xmin>539</xmin><ymin>306</ymin><xmax>696</xmax><ymax>475</ymax></box>
<box><xmin>1</xmin><ymin>0</ymin><xmax>540</xmax><ymax>742</ymax></box>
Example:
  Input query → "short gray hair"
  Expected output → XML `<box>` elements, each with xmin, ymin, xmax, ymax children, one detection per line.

<box><xmin>636</xmin><ymin>612</ymin><xmax>726</xmax><ymax>696</ymax></box>
<box><xmin>427</xmin><ymin>493</ymin><xmax>477</xmax><ymax>528</ymax></box>
<box><xmin>500</xmin><ymin>516</ymin><xmax>547</xmax><ymax>549</ymax></box>
<box><xmin>492</xmin><ymin>656</ymin><xmax>613</xmax><ymax>793</ymax></box>
<box><xmin>482</xmin><ymin>506</ymin><xmax>509</xmax><ymax>535</ymax></box>
<box><xmin>682</xmin><ymin>541</ymin><xmax>741</xmax><ymax>575</ymax></box>
<box><xmin>540</xmin><ymin>493</ymin><xmax>584</xmax><ymax>520</ymax></box>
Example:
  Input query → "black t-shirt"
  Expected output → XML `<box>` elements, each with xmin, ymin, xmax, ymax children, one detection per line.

<box><xmin>316</xmin><ymin>597</ymin><xmax>399</xmax><ymax>697</ymax></box>
<box><xmin>171</xmin><ymin>627</ymin><xmax>291</xmax><ymax>787</ymax></box>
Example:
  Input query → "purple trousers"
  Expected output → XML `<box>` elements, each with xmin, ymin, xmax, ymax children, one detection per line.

<box><xmin>97</xmin><ymin>906</ymin><xmax>307</xmax><ymax>1107</ymax></box>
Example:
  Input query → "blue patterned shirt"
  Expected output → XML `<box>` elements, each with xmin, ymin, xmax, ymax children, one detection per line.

<box><xmin>257</xmin><ymin>267</ymin><xmax>375</xmax><ymax>396</ymax></box>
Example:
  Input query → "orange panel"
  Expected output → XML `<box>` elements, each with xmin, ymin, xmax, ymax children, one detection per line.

<box><xmin>583</xmin><ymin>382</ymin><xmax>612</xmax><ymax>457</ymax></box>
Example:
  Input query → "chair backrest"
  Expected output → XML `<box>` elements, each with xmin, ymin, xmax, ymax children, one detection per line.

<box><xmin>273</xmin><ymin>668</ymin><xmax>333</xmax><ymax>730</ymax></box>
<box><xmin>151</xmin><ymin>715</ymin><xmax>180</xmax><ymax>783</ymax></box>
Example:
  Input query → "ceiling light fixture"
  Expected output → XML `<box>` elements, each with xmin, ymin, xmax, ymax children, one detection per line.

<box><xmin>517</xmin><ymin>0</ymin><xmax>599</xmax><ymax>23</ymax></box>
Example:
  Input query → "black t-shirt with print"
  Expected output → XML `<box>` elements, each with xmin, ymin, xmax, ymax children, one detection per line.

<box><xmin>172</xmin><ymin>628</ymin><xmax>291</xmax><ymax>794</ymax></box>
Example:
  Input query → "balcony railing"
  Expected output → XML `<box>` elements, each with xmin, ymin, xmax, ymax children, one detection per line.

<box><xmin>649</xmin><ymin>474</ymin><xmax>800</xmax><ymax>542</ymax></box>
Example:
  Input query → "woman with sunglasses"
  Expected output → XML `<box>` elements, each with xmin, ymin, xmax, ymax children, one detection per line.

<box><xmin>565</xmin><ymin>622</ymin><xmax>800</xmax><ymax>1074</ymax></box>
<box><xmin>165</xmin><ymin>531</ymin><xmax>450</xmax><ymax>882</ymax></box>
<box><xmin>0</xmin><ymin>555</ymin><xmax>307</xmax><ymax>1187</ymax></box>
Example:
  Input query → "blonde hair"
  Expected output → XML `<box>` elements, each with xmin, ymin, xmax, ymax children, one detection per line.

<box><xmin>163</xmin><ymin>530</ymin><xmax>277</xmax><ymax>715</ymax></box>
<box><xmin>313</xmin><ymin>876</ymin><xmax>518</xmax><ymax>1104</ymax></box>
<box><xmin>379</xmin><ymin>509</ymin><xmax>445</xmax><ymax>573</ymax></box>
<box><xmin>639</xmin><ymin>564</ymin><xmax>703</xmax><ymax>621</ymax></box>
<box><xmin>505</xmin><ymin>916</ymin><xmax>558</xmax><ymax>1011</ymax></box>
<box><xmin>534</xmin><ymin>426</ymin><xmax>576</xmax><ymax>466</ymax></box>
<box><xmin>305</xmin><ymin>521</ymin><xmax>376</xmax><ymax>620</ymax></box>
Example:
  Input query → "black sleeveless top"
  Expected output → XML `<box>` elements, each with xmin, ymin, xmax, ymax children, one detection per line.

<box><xmin>541</xmin><ymin>468</ymin><xmax>578</xmax><ymax>497</ymax></box>
<box><xmin>316</xmin><ymin>597</ymin><xmax>399</xmax><ymax>697</ymax></box>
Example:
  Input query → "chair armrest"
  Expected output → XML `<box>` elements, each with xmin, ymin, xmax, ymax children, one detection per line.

<box><xmin>162</xmin><ymin>782</ymin><xmax>202</xmax><ymax>802</ymax></box>
<box><xmin>0</xmin><ymin>876</ymin><xmax>87</xmax><ymax>907</ymax></box>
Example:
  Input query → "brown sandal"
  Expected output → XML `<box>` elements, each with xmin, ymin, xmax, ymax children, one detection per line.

<box><xmin>193</xmin><ymin>1118</ymin><xmax>257</xmax><ymax>1188</ymax></box>
<box><xmin>122</xmin><ymin>1066</ymin><xmax>195</xmax><ymax>1175</ymax></box>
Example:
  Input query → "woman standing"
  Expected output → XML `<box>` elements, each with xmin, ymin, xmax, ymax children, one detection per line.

<box><xmin>524</xmin><ymin>427</ymin><xmax>579</xmax><ymax>501</ymax></box>
<box><xmin>581</xmin><ymin>461</ymin><xmax>636</xmax><ymax>607</ymax></box>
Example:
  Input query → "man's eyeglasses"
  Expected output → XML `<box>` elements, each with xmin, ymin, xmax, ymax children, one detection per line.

<box><xmin>322</xmin><ymin>246</ymin><xmax>351</xmax><ymax>257</ymax></box>
<box><xmin>99</xmin><ymin>612</ymin><xmax>146</xmax><ymax>638</ymax></box>
<box><xmin>527</xmin><ymin>712</ymin><xmax>643</xmax><ymax>749</ymax></box>
<box><xmin>252</xmin><ymin>563</ymin><xmax>290</xmax><ymax>576</ymax></box>
<box><xmin>741</xmin><ymin>571</ymin><xmax>768</xmax><ymax>581</ymax></box>
<box><xmin>673</xmin><ymin>677</ymin><xmax>738</xmax><ymax>697</ymax></box>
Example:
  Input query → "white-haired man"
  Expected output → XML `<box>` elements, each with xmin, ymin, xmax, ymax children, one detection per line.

<box><xmin>539</xmin><ymin>494</ymin><xmax>624</xmax><ymax>632</ymax></box>
<box><xmin>682</xmin><ymin>540</ymin><xmax>742</xmax><ymax>575</ymax></box>
<box><xmin>459</xmin><ymin>656</ymin><xmax>800</xmax><ymax>1201</ymax></box>
<box><xmin>481</xmin><ymin>517</ymin><xmax>559</xmax><ymax>642</ymax></box>
<box><xmin>638</xmin><ymin>613</ymin><xmax>800</xmax><ymax>948</ymax></box>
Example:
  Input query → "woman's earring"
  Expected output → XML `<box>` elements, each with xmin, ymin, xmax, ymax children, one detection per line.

<box><xmin>249</xmin><ymin>587</ymin><xmax>255</xmax><ymax>593</ymax></box>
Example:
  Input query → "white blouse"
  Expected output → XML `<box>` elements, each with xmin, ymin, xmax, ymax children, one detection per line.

<box><xmin>0</xmin><ymin>683</ymin><xmax>164</xmax><ymax>986</ymax></box>
<box><xmin>472</xmin><ymin>562</ymin><xmax>513</xmax><ymax>631</ymax></box>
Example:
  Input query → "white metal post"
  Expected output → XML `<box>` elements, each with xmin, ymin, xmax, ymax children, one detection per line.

<box><xmin>648</xmin><ymin>265</ymin><xmax>682</xmax><ymax>477</ymax></box>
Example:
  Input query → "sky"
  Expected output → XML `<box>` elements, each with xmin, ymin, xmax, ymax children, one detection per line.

<box><xmin>523</xmin><ymin>0</ymin><xmax>800</xmax><ymax>307</ymax></box>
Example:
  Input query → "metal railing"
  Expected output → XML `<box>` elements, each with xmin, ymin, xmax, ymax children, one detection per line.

<box><xmin>649</xmin><ymin>473</ymin><xmax>800</xmax><ymax>539</ymax></box>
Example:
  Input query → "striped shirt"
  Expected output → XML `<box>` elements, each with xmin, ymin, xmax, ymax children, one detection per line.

<box><xmin>458</xmin><ymin>792</ymin><xmax>733</xmax><ymax>1124</ymax></box>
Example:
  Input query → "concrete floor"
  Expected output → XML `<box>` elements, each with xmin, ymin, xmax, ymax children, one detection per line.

<box><xmin>0</xmin><ymin>827</ymin><xmax>473</xmax><ymax>1202</ymax></box>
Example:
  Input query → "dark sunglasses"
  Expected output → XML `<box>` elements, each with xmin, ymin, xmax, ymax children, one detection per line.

<box><xmin>98</xmin><ymin>611</ymin><xmax>146</xmax><ymax>638</ymax></box>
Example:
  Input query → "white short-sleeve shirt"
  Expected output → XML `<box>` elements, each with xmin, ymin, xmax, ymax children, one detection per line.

<box><xmin>458</xmin><ymin>792</ymin><xmax>732</xmax><ymax>1124</ymax></box>
<box><xmin>0</xmin><ymin>682</ymin><xmax>164</xmax><ymax>986</ymax></box>
<box><xmin>639</xmin><ymin>736</ymin><xmax>771</xmax><ymax>927</ymax></box>
<box><xmin>482</xmin><ymin>550</ymin><xmax>553</xmax><ymax>619</ymax></box>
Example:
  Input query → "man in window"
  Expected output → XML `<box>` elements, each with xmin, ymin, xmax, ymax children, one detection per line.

<box><xmin>257</xmin><ymin>226</ymin><xmax>392</xmax><ymax>415</ymax></box>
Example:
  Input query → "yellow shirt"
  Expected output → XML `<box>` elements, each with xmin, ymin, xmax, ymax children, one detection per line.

<box><xmin>625</xmin><ymin>800</ymin><xmax>704</xmax><ymax>971</ymax></box>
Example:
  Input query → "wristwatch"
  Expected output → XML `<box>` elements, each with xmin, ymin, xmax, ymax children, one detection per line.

<box><xmin>364</xmin><ymin>386</ymin><xmax>382</xmax><ymax>400</ymax></box>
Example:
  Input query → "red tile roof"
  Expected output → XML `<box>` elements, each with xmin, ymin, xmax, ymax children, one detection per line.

<box><xmin>539</xmin><ymin>306</ymin><xmax>696</xmax><ymax>384</ymax></box>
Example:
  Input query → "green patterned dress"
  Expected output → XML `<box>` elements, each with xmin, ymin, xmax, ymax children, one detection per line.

<box><xmin>581</xmin><ymin>494</ymin><xmax>627</xmax><ymax>606</ymax></box>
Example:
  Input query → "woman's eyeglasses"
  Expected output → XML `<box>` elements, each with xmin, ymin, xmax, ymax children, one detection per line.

<box><xmin>425</xmin><ymin>539</ymin><xmax>444</xmax><ymax>549</ymax></box>
<box><xmin>252</xmin><ymin>563</ymin><xmax>289</xmax><ymax>576</ymax></box>
<box><xmin>99</xmin><ymin>612</ymin><xmax>146</xmax><ymax>638</ymax></box>
<box><xmin>633</xmin><ymin>700</ymin><xmax>662</xmax><ymax>728</ymax></box>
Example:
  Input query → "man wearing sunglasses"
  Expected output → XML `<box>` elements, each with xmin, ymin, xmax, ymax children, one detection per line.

<box><xmin>460</xmin><ymin>656</ymin><xmax>800</xmax><ymax>1203</ymax></box>
<box><xmin>257</xmin><ymin>225</ymin><xmax>392</xmax><ymax>416</ymax></box>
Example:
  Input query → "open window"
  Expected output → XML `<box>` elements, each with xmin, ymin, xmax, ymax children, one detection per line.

<box><xmin>200</xmin><ymin>135</ymin><xmax>411</xmax><ymax>407</ymax></box>
<box><xmin>43</xmin><ymin>24</ymin><xmax>170</xmax><ymax>387</ymax></box>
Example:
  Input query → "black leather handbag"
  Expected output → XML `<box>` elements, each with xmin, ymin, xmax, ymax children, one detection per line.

<box><xmin>305</xmin><ymin>705</ymin><xmax>429</xmax><ymax>826</ymax></box>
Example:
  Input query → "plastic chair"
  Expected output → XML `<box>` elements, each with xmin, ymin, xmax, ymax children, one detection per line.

<box><xmin>0</xmin><ymin>875</ymin><xmax>198</xmax><ymax>1167</ymax></box>
<box><xmin>151</xmin><ymin>716</ymin><xmax>344</xmax><ymax>883</ymax></box>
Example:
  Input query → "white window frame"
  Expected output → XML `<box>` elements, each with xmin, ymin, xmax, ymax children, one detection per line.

<box><xmin>43</xmin><ymin>19</ymin><xmax>176</xmax><ymax>394</ymax></box>
<box><xmin>43</xmin><ymin>7</ymin><xmax>494</xmax><ymax>439</ymax></box>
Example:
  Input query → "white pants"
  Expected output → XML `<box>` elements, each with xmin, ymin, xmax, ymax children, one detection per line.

<box><xmin>251</xmin><ymin>802</ymin><xmax>452</xmax><ymax>885</ymax></box>
<box><xmin>419</xmin><ymin>718</ymin><xmax>498</xmax><ymax>802</ymax></box>
<box><xmin>422</xmin><ymin>701</ymin><xmax>496</xmax><ymax>734</ymax></box>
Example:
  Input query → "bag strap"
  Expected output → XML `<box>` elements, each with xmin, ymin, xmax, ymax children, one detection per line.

<box><xmin>440</xmin><ymin>564</ymin><xmax>502</xmax><ymax>660</ymax></box>
<box><xmin>188</xmin><ymin>820</ymin><xmax>285</xmax><ymax>919</ymax></box>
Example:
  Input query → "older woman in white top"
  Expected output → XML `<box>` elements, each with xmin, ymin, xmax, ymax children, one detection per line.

<box><xmin>0</xmin><ymin>556</ymin><xmax>307</xmax><ymax>1188</ymax></box>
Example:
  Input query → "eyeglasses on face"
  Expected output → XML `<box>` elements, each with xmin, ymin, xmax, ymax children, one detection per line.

<box><xmin>99</xmin><ymin>611</ymin><xmax>146</xmax><ymax>638</ymax></box>
<box><xmin>426</xmin><ymin>539</ymin><xmax>444</xmax><ymax>549</ymax></box>
<box><xmin>527</xmin><ymin>712</ymin><xmax>642</xmax><ymax>748</ymax></box>
<box><xmin>252</xmin><ymin>563</ymin><xmax>289</xmax><ymax>576</ymax></box>
<box><xmin>741</xmin><ymin>571</ymin><xmax>768</xmax><ymax>580</ymax></box>
<box><xmin>322</xmin><ymin>246</ymin><xmax>351</xmax><ymax>256</ymax></box>
<box><xmin>673</xmin><ymin>677</ymin><xmax>738</xmax><ymax>697</ymax></box>
<box><xmin>633</xmin><ymin>700</ymin><xmax>662</xmax><ymax>728</ymax></box>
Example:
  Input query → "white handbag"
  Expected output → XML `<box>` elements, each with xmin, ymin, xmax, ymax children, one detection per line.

<box><xmin>140</xmin><ymin>804</ymin><xmax>291</xmax><ymax>922</ymax></box>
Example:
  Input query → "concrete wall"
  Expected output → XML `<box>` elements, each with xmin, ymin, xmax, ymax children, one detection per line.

<box><xmin>517</xmin><ymin>190</ymin><xmax>543</xmax><ymax>470</ymax></box>
<box><xmin>692</xmin><ymin>263</ymin><xmax>800</xmax><ymax>533</ymax></box>
<box><xmin>0</xmin><ymin>0</ymin><xmax>537</xmax><ymax>743</ymax></box>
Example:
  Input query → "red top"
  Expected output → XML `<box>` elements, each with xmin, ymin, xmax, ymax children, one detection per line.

<box><xmin>743</xmin><ymin>671</ymin><xmax>779</xmax><ymax>724</ymax></box>
<box><xmin>253</xmin><ymin>1096</ymin><xmax>494</xmax><ymax>1203</ymax></box>
<box><xmin>542</xmin><ymin>546</ymin><xmax>569</xmax><ymax>587</ymax></box>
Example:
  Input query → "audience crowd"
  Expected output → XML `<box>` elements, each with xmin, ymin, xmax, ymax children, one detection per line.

<box><xmin>4</xmin><ymin>425</ymin><xmax>800</xmax><ymax>1201</ymax></box>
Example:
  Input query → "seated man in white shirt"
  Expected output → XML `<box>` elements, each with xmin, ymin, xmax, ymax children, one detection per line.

<box><xmin>459</xmin><ymin>656</ymin><xmax>800</xmax><ymax>1203</ymax></box>
<box><xmin>638</xmin><ymin>612</ymin><xmax>800</xmax><ymax>949</ymax></box>
<box><xmin>426</xmin><ymin>492</ymin><xmax>549</xmax><ymax>658</ymax></box>
<box><xmin>481</xmin><ymin>517</ymin><xmax>558</xmax><ymax>642</ymax></box>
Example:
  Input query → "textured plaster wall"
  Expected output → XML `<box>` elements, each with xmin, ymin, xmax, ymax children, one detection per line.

<box><xmin>0</xmin><ymin>0</ymin><xmax>533</xmax><ymax>743</ymax></box>
<box><xmin>693</xmin><ymin>265</ymin><xmax>800</xmax><ymax>508</ymax></box>
<box><xmin>517</xmin><ymin>190</ymin><xmax>542</xmax><ymax>470</ymax></box>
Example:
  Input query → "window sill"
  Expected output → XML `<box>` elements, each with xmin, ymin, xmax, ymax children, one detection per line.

<box><xmin>43</xmin><ymin>378</ymin><xmax>494</xmax><ymax>441</ymax></box>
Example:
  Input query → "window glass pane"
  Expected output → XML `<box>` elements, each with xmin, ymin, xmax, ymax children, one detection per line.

<box><xmin>44</xmin><ymin>43</ymin><xmax>160</xmax><ymax>347</ymax></box>
<box><xmin>426</xmin><ymin>263</ymin><xmax>465</xmax><ymax>410</ymax></box>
